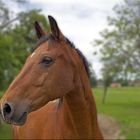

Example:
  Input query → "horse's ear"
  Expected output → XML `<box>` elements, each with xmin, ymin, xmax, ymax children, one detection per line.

<box><xmin>34</xmin><ymin>21</ymin><xmax>46</xmax><ymax>39</ymax></box>
<box><xmin>48</xmin><ymin>15</ymin><xmax>64</xmax><ymax>40</ymax></box>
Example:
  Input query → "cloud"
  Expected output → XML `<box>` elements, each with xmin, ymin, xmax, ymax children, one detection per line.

<box><xmin>6</xmin><ymin>0</ymin><xmax>123</xmax><ymax>78</ymax></box>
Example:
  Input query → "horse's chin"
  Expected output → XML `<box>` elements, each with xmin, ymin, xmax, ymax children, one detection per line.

<box><xmin>13</xmin><ymin>113</ymin><xmax>28</xmax><ymax>126</ymax></box>
<box><xmin>12</xmin><ymin>119</ymin><xmax>27</xmax><ymax>126</ymax></box>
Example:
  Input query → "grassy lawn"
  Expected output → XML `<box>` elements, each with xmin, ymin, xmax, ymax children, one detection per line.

<box><xmin>0</xmin><ymin>121</ymin><xmax>12</xmax><ymax>139</ymax></box>
<box><xmin>93</xmin><ymin>87</ymin><xmax>140</xmax><ymax>139</ymax></box>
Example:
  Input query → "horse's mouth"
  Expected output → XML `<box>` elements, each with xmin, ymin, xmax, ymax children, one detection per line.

<box><xmin>16</xmin><ymin>112</ymin><xmax>28</xmax><ymax>125</ymax></box>
<box><xmin>3</xmin><ymin>112</ymin><xmax>28</xmax><ymax>126</ymax></box>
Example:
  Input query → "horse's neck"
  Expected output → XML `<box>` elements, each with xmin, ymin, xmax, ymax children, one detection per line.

<box><xmin>60</xmin><ymin>70</ymin><xmax>101</xmax><ymax>138</ymax></box>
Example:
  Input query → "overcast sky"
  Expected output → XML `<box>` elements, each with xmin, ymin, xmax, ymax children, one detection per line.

<box><xmin>6</xmin><ymin>0</ymin><xmax>123</xmax><ymax>78</ymax></box>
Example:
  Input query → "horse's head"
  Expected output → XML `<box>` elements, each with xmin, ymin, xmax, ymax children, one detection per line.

<box><xmin>0</xmin><ymin>16</ymin><xmax>80</xmax><ymax>125</ymax></box>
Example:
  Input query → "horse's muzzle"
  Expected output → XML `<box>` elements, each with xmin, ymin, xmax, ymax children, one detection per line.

<box><xmin>1</xmin><ymin>101</ymin><xmax>28</xmax><ymax>126</ymax></box>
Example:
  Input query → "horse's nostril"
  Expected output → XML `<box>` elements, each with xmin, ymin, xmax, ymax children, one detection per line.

<box><xmin>3</xmin><ymin>103</ymin><xmax>12</xmax><ymax>116</ymax></box>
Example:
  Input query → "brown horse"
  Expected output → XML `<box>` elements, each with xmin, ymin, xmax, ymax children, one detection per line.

<box><xmin>0</xmin><ymin>16</ymin><xmax>103</xmax><ymax>139</ymax></box>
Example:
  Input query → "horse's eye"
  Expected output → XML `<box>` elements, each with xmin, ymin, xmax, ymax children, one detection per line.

<box><xmin>40</xmin><ymin>57</ymin><xmax>53</xmax><ymax>66</ymax></box>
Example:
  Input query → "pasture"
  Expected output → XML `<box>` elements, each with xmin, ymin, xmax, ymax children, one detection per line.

<box><xmin>0</xmin><ymin>87</ymin><xmax>140</xmax><ymax>139</ymax></box>
<box><xmin>94</xmin><ymin>87</ymin><xmax>140</xmax><ymax>139</ymax></box>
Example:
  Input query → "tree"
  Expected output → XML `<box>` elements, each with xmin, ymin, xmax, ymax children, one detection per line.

<box><xmin>94</xmin><ymin>0</ymin><xmax>140</xmax><ymax>103</ymax></box>
<box><xmin>0</xmin><ymin>0</ymin><xmax>27</xmax><ymax>31</ymax></box>
<box><xmin>0</xmin><ymin>10</ymin><xmax>49</xmax><ymax>90</ymax></box>
<box><xmin>0</xmin><ymin>0</ymin><xmax>10</xmax><ymax>30</ymax></box>
<box><xmin>89</xmin><ymin>63</ymin><xmax>97</xmax><ymax>87</ymax></box>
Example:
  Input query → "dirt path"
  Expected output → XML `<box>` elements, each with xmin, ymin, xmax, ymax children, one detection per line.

<box><xmin>98</xmin><ymin>114</ymin><xmax>125</xmax><ymax>139</ymax></box>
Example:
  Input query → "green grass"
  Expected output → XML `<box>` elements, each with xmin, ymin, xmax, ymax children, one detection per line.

<box><xmin>93</xmin><ymin>87</ymin><xmax>140</xmax><ymax>139</ymax></box>
<box><xmin>0</xmin><ymin>121</ymin><xmax>12</xmax><ymax>139</ymax></box>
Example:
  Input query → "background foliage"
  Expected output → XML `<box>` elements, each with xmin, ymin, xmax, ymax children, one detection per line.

<box><xmin>94</xmin><ymin>0</ymin><xmax>140</xmax><ymax>103</ymax></box>
<box><xmin>0</xmin><ymin>0</ymin><xmax>49</xmax><ymax>90</ymax></box>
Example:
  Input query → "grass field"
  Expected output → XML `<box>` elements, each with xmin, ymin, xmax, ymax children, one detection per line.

<box><xmin>0</xmin><ymin>87</ymin><xmax>140</xmax><ymax>139</ymax></box>
<box><xmin>0</xmin><ymin>120</ymin><xmax>12</xmax><ymax>139</ymax></box>
<box><xmin>93</xmin><ymin>87</ymin><xmax>140</xmax><ymax>139</ymax></box>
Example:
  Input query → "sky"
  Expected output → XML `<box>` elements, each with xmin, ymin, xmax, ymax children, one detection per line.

<box><xmin>6</xmin><ymin>0</ymin><xmax>123</xmax><ymax>78</ymax></box>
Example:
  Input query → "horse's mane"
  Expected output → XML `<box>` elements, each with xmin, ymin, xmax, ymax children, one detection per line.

<box><xmin>65</xmin><ymin>37</ymin><xmax>90</xmax><ymax>78</ymax></box>
<box><xmin>32</xmin><ymin>34</ymin><xmax>90</xmax><ymax>78</ymax></box>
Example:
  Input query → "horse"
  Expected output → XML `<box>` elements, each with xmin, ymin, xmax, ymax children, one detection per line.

<box><xmin>0</xmin><ymin>16</ymin><xmax>103</xmax><ymax>139</ymax></box>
